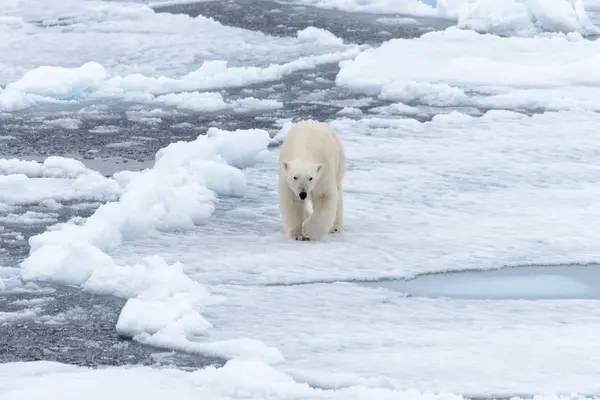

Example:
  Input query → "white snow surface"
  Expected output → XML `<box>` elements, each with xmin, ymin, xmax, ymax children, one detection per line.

<box><xmin>337</xmin><ymin>27</ymin><xmax>600</xmax><ymax>112</ymax></box>
<box><xmin>4</xmin><ymin>361</ymin><xmax>599</xmax><ymax>400</ymax></box>
<box><xmin>16</xmin><ymin>110</ymin><xmax>600</xmax><ymax>395</ymax></box>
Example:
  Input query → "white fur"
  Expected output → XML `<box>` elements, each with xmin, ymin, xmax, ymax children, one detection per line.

<box><xmin>278</xmin><ymin>119</ymin><xmax>346</xmax><ymax>241</ymax></box>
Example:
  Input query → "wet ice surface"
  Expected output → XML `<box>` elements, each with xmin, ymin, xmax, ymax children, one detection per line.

<box><xmin>3</xmin><ymin>0</ymin><xmax>600</xmax><ymax>398</ymax></box>
<box><xmin>359</xmin><ymin>264</ymin><xmax>600</xmax><ymax>300</ymax></box>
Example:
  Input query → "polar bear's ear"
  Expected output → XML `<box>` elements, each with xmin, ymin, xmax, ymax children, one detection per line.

<box><xmin>315</xmin><ymin>164</ymin><xmax>322</xmax><ymax>173</ymax></box>
<box><xmin>282</xmin><ymin>161</ymin><xmax>289</xmax><ymax>170</ymax></box>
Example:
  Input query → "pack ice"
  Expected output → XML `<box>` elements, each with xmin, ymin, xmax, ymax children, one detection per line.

<box><xmin>1</xmin><ymin>0</ymin><xmax>600</xmax><ymax>399</ymax></box>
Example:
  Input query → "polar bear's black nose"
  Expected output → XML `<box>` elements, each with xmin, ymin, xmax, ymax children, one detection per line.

<box><xmin>299</xmin><ymin>192</ymin><xmax>307</xmax><ymax>200</ymax></box>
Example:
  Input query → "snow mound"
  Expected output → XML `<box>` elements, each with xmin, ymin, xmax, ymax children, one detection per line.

<box><xmin>0</xmin><ymin>157</ymin><xmax>95</xmax><ymax>178</ymax></box>
<box><xmin>297</xmin><ymin>26</ymin><xmax>344</xmax><ymax>46</ymax></box>
<box><xmin>20</xmin><ymin>127</ymin><xmax>277</xmax><ymax>361</ymax></box>
<box><xmin>24</xmin><ymin>130</ymin><xmax>267</xmax><ymax>258</ymax></box>
<box><xmin>439</xmin><ymin>0</ymin><xmax>599</xmax><ymax>36</ymax></box>
<box><xmin>153</xmin><ymin>92</ymin><xmax>282</xmax><ymax>113</ymax></box>
<box><xmin>1</xmin><ymin>47</ymin><xmax>360</xmax><ymax>112</ymax></box>
<box><xmin>0</xmin><ymin>157</ymin><xmax>120</xmax><ymax>205</ymax></box>
<box><xmin>283</xmin><ymin>0</ymin><xmax>599</xmax><ymax>36</ymax></box>
<box><xmin>206</xmin><ymin>127</ymin><xmax>271</xmax><ymax>169</ymax></box>
<box><xmin>6</xmin><ymin>62</ymin><xmax>107</xmax><ymax>97</ymax></box>
<box><xmin>336</xmin><ymin>28</ymin><xmax>600</xmax><ymax>112</ymax></box>
<box><xmin>271</xmin><ymin>120</ymin><xmax>294</xmax><ymax>145</ymax></box>
<box><xmin>99</xmin><ymin>49</ymin><xmax>361</xmax><ymax>96</ymax></box>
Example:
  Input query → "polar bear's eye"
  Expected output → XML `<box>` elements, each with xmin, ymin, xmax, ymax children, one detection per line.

<box><xmin>308</xmin><ymin>177</ymin><xmax>313</xmax><ymax>181</ymax></box>
<box><xmin>293</xmin><ymin>176</ymin><xmax>298</xmax><ymax>180</ymax></box>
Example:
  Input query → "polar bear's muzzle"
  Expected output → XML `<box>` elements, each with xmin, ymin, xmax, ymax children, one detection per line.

<box><xmin>299</xmin><ymin>191</ymin><xmax>307</xmax><ymax>200</ymax></box>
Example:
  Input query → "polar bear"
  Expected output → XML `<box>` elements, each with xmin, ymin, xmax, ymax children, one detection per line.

<box><xmin>278</xmin><ymin>120</ymin><xmax>346</xmax><ymax>241</ymax></box>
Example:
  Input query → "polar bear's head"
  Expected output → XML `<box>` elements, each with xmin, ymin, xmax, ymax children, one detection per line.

<box><xmin>282</xmin><ymin>160</ymin><xmax>322</xmax><ymax>201</ymax></box>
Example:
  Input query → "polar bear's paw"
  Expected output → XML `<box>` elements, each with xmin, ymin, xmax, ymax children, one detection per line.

<box><xmin>329</xmin><ymin>223</ymin><xmax>345</xmax><ymax>234</ymax></box>
<box><xmin>287</xmin><ymin>226</ymin><xmax>309</xmax><ymax>241</ymax></box>
<box><xmin>294</xmin><ymin>234</ymin><xmax>310</xmax><ymax>241</ymax></box>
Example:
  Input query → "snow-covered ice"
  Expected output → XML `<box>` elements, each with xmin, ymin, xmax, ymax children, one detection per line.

<box><xmin>2</xmin><ymin>0</ymin><xmax>596</xmax><ymax>113</ymax></box>
<box><xmin>0</xmin><ymin>49</ymin><xmax>361</xmax><ymax>111</ymax></box>
<box><xmin>13</xmin><ymin>109</ymin><xmax>600</xmax><ymax>394</ymax></box>
<box><xmin>153</xmin><ymin>92</ymin><xmax>283</xmax><ymax>113</ymax></box>
<box><xmin>2</xmin><ymin>360</ymin><xmax>581</xmax><ymax>400</ymax></box>
<box><xmin>280</xmin><ymin>0</ymin><xmax>599</xmax><ymax>36</ymax></box>
<box><xmin>0</xmin><ymin>1</ymin><xmax>352</xmax><ymax>81</ymax></box>
<box><xmin>0</xmin><ymin>1</ymin><xmax>360</xmax><ymax>112</ymax></box>
<box><xmin>117</xmin><ymin>111</ymin><xmax>600</xmax><ymax>285</ymax></box>
<box><xmin>337</xmin><ymin>27</ymin><xmax>600</xmax><ymax>112</ymax></box>
<box><xmin>440</xmin><ymin>0</ymin><xmax>599</xmax><ymax>35</ymax></box>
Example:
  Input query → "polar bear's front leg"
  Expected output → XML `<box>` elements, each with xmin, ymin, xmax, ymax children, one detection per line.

<box><xmin>279</xmin><ymin>181</ymin><xmax>308</xmax><ymax>240</ymax></box>
<box><xmin>302</xmin><ymin>190</ymin><xmax>338</xmax><ymax>240</ymax></box>
<box><xmin>331</xmin><ymin>182</ymin><xmax>344</xmax><ymax>233</ymax></box>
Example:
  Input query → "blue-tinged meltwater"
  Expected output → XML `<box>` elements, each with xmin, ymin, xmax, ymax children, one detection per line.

<box><xmin>360</xmin><ymin>264</ymin><xmax>600</xmax><ymax>300</ymax></box>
